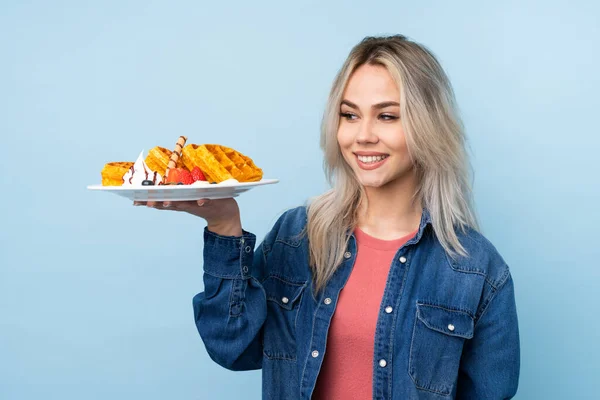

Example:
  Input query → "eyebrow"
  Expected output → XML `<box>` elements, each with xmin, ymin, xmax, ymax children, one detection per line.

<box><xmin>341</xmin><ymin>99</ymin><xmax>400</xmax><ymax>110</ymax></box>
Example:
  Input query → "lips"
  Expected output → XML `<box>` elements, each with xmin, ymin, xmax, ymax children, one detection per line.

<box><xmin>353</xmin><ymin>151</ymin><xmax>389</xmax><ymax>157</ymax></box>
<box><xmin>354</xmin><ymin>154</ymin><xmax>389</xmax><ymax>171</ymax></box>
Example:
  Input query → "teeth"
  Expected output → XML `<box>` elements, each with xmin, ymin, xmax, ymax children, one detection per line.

<box><xmin>357</xmin><ymin>155</ymin><xmax>388</xmax><ymax>163</ymax></box>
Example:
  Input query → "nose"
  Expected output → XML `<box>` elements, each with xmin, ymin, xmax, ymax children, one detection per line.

<box><xmin>355</xmin><ymin>118</ymin><xmax>379</xmax><ymax>144</ymax></box>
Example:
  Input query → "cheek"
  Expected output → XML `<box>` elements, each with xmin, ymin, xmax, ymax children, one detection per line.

<box><xmin>336</xmin><ymin>126</ymin><xmax>353</xmax><ymax>149</ymax></box>
<box><xmin>384</xmin><ymin>125</ymin><xmax>408</xmax><ymax>152</ymax></box>
<box><xmin>336</xmin><ymin>129</ymin><xmax>355</xmax><ymax>166</ymax></box>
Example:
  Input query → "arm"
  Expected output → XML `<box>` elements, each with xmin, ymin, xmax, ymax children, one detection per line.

<box><xmin>455</xmin><ymin>272</ymin><xmax>521</xmax><ymax>399</ymax></box>
<box><xmin>192</xmin><ymin>227</ymin><xmax>269</xmax><ymax>371</ymax></box>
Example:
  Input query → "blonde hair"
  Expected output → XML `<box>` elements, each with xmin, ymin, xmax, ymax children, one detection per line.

<box><xmin>307</xmin><ymin>35</ymin><xmax>479</xmax><ymax>293</ymax></box>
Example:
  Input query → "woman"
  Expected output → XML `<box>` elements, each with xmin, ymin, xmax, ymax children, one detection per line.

<box><xmin>141</xmin><ymin>35</ymin><xmax>520</xmax><ymax>399</ymax></box>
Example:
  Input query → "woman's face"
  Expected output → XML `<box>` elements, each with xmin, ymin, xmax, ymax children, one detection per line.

<box><xmin>337</xmin><ymin>64</ymin><xmax>413</xmax><ymax>189</ymax></box>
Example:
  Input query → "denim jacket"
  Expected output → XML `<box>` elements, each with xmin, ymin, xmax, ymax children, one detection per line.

<box><xmin>193</xmin><ymin>206</ymin><xmax>520</xmax><ymax>399</ymax></box>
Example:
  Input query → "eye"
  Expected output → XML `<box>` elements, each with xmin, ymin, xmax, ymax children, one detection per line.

<box><xmin>339</xmin><ymin>112</ymin><xmax>358</xmax><ymax>121</ymax></box>
<box><xmin>379</xmin><ymin>114</ymin><xmax>399</xmax><ymax>121</ymax></box>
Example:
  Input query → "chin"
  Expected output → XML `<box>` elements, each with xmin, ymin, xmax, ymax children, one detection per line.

<box><xmin>356</xmin><ymin>174</ymin><xmax>390</xmax><ymax>188</ymax></box>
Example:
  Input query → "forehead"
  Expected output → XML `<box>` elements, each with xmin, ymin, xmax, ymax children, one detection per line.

<box><xmin>342</xmin><ymin>64</ymin><xmax>400</xmax><ymax>103</ymax></box>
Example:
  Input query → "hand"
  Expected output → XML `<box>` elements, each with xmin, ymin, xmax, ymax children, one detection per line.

<box><xmin>133</xmin><ymin>197</ymin><xmax>243</xmax><ymax>236</ymax></box>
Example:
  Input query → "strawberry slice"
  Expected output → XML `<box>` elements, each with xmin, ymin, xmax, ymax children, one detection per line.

<box><xmin>166</xmin><ymin>168</ymin><xmax>180</xmax><ymax>183</ymax></box>
<box><xmin>179</xmin><ymin>169</ymin><xmax>194</xmax><ymax>185</ymax></box>
<box><xmin>191</xmin><ymin>166</ymin><xmax>206</xmax><ymax>182</ymax></box>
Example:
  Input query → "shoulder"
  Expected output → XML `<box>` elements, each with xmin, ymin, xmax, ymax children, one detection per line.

<box><xmin>263</xmin><ymin>205</ymin><xmax>308</xmax><ymax>248</ymax></box>
<box><xmin>446</xmin><ymin>226</ymin><xmax>512</xmax><ymax>290</ymax></box>
<box><xmin>260</xmin><ymin>206</ymin><xmax>310</xmax><ymax>282</ymax></box>
<box><xmin>277</xmin><ymin>205</ymin><xmax>308</xmax><ymax>227</ymax></box>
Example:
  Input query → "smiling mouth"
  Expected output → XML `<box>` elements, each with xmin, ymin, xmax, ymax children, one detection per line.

<box><xmin>355</xmin><ymin>154</ymin><xmax>389</xmax><ymax>164</ymax></box>
<box><xmin>353</xmin><ymin>153</ymin><xmax>390</xmax><ymax>171</ymax></box>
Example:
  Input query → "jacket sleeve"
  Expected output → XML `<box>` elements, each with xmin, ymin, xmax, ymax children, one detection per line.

<box><xmin>455</xmin><ymin>271</ymin><xmax>521</xmax><ymax>399</ymax></box>
<box><xmin>192</xmin><ymin>226</ymin><xmax>271</xmax><ymax>371</ymax></box>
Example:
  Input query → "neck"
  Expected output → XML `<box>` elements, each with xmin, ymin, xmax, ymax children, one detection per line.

<box><xmin>357</xmin><ymin>172</ymin><xmax>422</xmax><ymax>240</ymax></box>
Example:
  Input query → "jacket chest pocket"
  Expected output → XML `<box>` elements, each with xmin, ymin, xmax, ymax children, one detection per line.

<box><xmin>261</xmin><ymin>276</ymin><xmax>306</xmax><ymax>361</ymax></box>
<box><xmin>409</xmin><ymin>303</ymin><xmax>474</xmax><ymax>396</ymax></box>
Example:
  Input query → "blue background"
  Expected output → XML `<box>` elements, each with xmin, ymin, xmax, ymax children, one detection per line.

<box><xmin>1</xmin><ymin>1</ymin><xmax>598</xmax><ymax>399</ymax></box>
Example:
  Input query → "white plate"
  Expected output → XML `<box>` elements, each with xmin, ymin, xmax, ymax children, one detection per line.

<box><xmin>87</xmin><ymin>179</ymin><xmax>279</xmax><ymax>201</ymax></box>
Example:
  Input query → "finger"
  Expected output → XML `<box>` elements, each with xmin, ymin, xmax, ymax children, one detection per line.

<box><xmin>171</xmin><ymin>201</ymin><xmax>197</xmax><ymax>211</ymax></box>
<box><xmin>151</xmin><ymin>202</ymin><xmax>172</xmax><ymax>211</ymax></box>
<box><xmin>133</xmin><ymin>201</ymin><xmax>146</xmax><ymax>206</ymax></box>
<box><xmin>162</xmin><ymin>201</ymin><xmax>186</xmax><ymax>211</ymax></box>
<box><xmin>146</xmin><ymin>201</ymin><xmax>157</xmax><ymax>208</ymax></box>
<box><xmin>158</xmin><ymin>203</ymin><xmax>184</xmax><ymax>211</ymax></box>
<box><xmin>197</xmin><ymin>198</ymin><xmax>211</xmax><ymax>207</ymax></box>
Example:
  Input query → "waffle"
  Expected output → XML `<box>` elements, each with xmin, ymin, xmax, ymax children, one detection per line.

<box><xmin>101</xmin><ymin>162</ymin><xmax>134</xmax><ymax>186</ymax></box>
<box><xmin>144</xmin><ymin>146</ymin><xmax>184</xmax><ymax>177</ymax></box>
<box><xmin>182</xmin><ymin>144</ymin><xmax>263</xmax><ymax>183</ymax></box>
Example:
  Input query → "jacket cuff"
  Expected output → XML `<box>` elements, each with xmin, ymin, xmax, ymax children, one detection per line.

<box><xmin>202</xmin><ymin>227</ymin><xmax>256</xmax><ymax>279</ymax></box>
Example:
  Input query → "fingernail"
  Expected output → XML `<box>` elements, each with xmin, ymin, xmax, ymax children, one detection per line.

<box><xmin>163</xmin><ymin>202</ymin><xmax>171</xmax><ymax>208</ymax></box>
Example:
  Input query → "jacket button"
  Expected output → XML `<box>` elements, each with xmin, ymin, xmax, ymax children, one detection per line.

<box><xmin>281</xmin><ymin>297</ymin><xmax>289</xmax><ymax>304</ymax></box>
<box><xmin>324</xmin><ymin>297</ymin><xmax>332</xmax><ymax>305</ymax></box>
<box><xmin>379</xmin><ymin>359</ymin><xmax>387</xmax><ymax>368</ymax></box>
<box><xmin>385</xmin><ymin>306</ymin><xmax>393</xmax><ymax>314</ymax></box>
<box><xmin>448</xmin><ymin>324</ymin><xmax>455</xmax><ymax>331</ymax></box>
<box><xmin>399</xmin><ymin>256</ymin><xmax>407</xmax><ymax>263</ymax></box>
<box><xmin>242</xmin><ymin>266</ymin><xmax>249</xmax><ymax>273</ymax></box>
<box><xmin>344</xmin><ymin>251</ymin><xmax>351</xmax><ymax>259</ymax></box>
<box><xmin>245</xmin><ymin>246</ymin><xmax>252</xmax><ymax>253</ymax></box>
<box><xmin>312</xmin><ymin>350</ymin><xmax>319</xmax><ymax>358</ymax></box>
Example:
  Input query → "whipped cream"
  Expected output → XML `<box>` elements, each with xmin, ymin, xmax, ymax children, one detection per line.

<box><xmin>191</xmin><ymin>178</ymin><xmax>239</xmax><ymax>186</ymax></box>
<box><xmin>191</xmin><ymin>180</ymin><xmax>212</xmax><ymax>187</ymax></box>
<box><xmin>122</xmin><ymin>151</ymin><xmax>162</xmax><ymax>186</ymax></box>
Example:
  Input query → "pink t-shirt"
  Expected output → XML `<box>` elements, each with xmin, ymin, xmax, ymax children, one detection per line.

<box><xmin>312</xmin><ymin>227</ymin><xmax>418</xmax><ymax>400</ymax></box>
